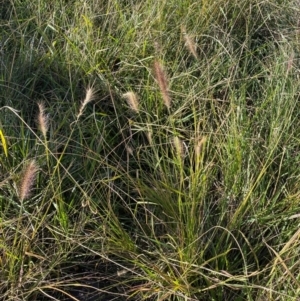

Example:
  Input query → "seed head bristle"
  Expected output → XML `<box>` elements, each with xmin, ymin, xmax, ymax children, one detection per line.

<box><xmin>123</xmin><ymin>91</ymin><xmax>139</xmax><ymax>113</ymax></box>
<box><xmin>37</xmin><ymin>102</ymin><xmax>49</xmax><ymax>139</ymax></box>
<box><xmin>19</xmin><ymin>160</ymin><xmax>38</xmax><ymax>202</ymax></box>
<box><xmin>153</xmin><ymin>60</ymin><xmax>171</xmax><ymax>109</ymax></box>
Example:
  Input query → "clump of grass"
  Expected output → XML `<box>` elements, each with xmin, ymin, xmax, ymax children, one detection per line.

<box><xmin>1</xmin><ymin>0</ymin><xmax>300</xmax><ymax>300</ymax></box>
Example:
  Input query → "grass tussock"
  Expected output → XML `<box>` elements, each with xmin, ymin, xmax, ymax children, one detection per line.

<box><xmin>1</xmin><ymin>0</ymin><xmax>300</xmax><ymax>300</ymax></box>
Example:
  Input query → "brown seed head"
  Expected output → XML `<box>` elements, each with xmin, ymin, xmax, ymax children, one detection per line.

<box><xmin>153</xmin><ymin>60</ymin><xmax>171</xmax><ymax>109</ymax></box>
<box><xmin>19</xmin><ymin>160</ymin><xmax>38</xmax><ymax>202</ymax></box>
<box><xmin>182</xmin><ymin>29</ymin><xmax>198</xmax><ymax>60</ymax></box>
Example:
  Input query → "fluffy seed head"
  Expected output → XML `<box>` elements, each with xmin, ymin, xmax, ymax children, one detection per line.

<box><xmin>19</xmin><ymin>160</ymin><xmax>38</xmax><ymax>202</ymax></box>
<box><xmin>37</xmin><ymin>102</ymin><xmax>49</xmax><ymax>138</ymax></box>
<box><xmin>77</xmin><ymin>87</ymin><xmax>96</xmax><ymax>119</ymax></box>
<box><xmin>182</xmin><ymin>27</ymin><xmax>198</xmax><ymax>60</ymax></box>
<box><xmin>173</xmin><ymin>136</ymin><xmax>184</xmax><ymax>159</ymax></box>
<box><xmin>153</xmin><ymin>60</ymin><xmax>171</xmax><ymax>109</ymax></box>
<box><xmin>195</xmin><ymin>136</ymin><xmax>207</xmax><ymax>158</ymax></box>
<box><xmin>123</xmin><ymin>91</ymin><xmax>139</xmax><ymax>113</ymax></box>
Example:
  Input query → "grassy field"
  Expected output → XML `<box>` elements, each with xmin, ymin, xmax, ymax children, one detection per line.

<box><xmin>1</xmin><ymin>0</ymin><xmax>300</xmax><ymax>300</ymax></box>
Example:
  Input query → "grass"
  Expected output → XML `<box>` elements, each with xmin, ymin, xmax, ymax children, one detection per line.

<box><xmin>1</xmin><ymin>0</ymin><xmax>300</xmax><ymax>300</ymax></box>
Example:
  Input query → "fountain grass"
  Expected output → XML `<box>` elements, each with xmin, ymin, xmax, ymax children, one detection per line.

<box><xmin>1</xmin><ymin>0</ymin><xmax>300</xmax><ymax>300</ymax></box>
